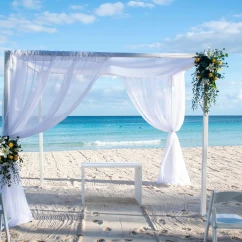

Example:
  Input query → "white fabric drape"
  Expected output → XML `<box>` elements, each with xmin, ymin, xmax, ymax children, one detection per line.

<box><xmin>3</xmin><ymin>51</ymin><xmax>107</xmax><ymax>138</ymax></box>
<box><xmin>122</xmin><ymin>72</ymin><xmax>191</xmax><ymax>186</ymax></box>
<box><xmin>2</xmin><ymin>51</ymin><xmax>107</xmax><ymax>227</ymax></box>
<box><xmin>2</xmin><ymin>50</ymin><xmax>194</xmax><ymax>227</ymax></box>
<box><xmin>0</xmin><ymin>175</ymin><xmax>33</xmax><ymax>228</ymax></box>
<box><xmin>101</xmin><ymin>56</ymin><xmax>194</xmax><ymax>77</ymax></box>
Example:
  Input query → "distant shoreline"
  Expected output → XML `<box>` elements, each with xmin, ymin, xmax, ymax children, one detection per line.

<box><xmin>1</xmin><ymin>116</ymin><xmax>242</xmax><ymax>152</ymax></box>
<box><xmin>0</xmin><ymin>115</ymin><xmax>242</xmax><ymax>118</ymax></box>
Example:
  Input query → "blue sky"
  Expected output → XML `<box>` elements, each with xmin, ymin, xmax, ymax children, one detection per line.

<box><xmin>0</xmin><ymin>0</ymin><xmax>242</xmax><ymax>116</ymax></box>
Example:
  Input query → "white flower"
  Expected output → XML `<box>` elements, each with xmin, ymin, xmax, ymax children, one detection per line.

<box><xmin>201</xmin><ymin>78</ymin><xmax>209</xmax><ymax>85</ymax></box>
<box><xmin>206</xmin><ymin>63</ymin><xmax>216</xmax><ymax>72</ymax></box>
<box><xmin>204</xmin><ymin>47</ymin><xmax>215</xmax><ymax>57</ymax></box>
<box><xmin>1</xmin><ymin>147</ymin><xmax>10</xmax><ymax>158</ymax></box>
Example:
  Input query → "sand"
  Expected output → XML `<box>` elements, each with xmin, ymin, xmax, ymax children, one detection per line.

<box><xmin>3</xmin><ymin>146</ymin><xmax>242</xmax><ymax>241</ymax></box>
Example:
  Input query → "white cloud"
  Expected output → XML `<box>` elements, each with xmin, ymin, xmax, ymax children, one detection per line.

<box><xmin>84</xmin><ymin>87</ymin><xmax>128</xmax><ymax>104</ymax></box>
<box><xmin>37</xmin><ymin>44</ymin><xmax>48</xmax><ymax>49</ymax></box>
<box><xmin>95</xmin><ymin>2</ymin><xmax>124</xmax><ymax>16</ymax></box>
<box><xmin>12</xmin><ymin>0</ymin><xmax>41</xmax><ymax>10</ymax></box>
<box><xmin>37</xmin><ymin>11</ymin><xmax>96</xmax><ymax>25</ymax></box>
<box><xmin>0</xmin><ymin>15</ymin><xmax>56</xmax><ymax>33</ymax></box>
<box><xmin>226</xmin><ymin>92</ymin><xmax>238</xmax><ymax>100</ymax></box>
<box><xmin>0</xmin><ymin>36</ymin><xmax>7</xmax><ymax>45</ymax></box>
<box><xmin>226</xmin><ymin>90</ymin><xmax>242</xmax><ymax>100</ymax></box>
<box><xmin>237</xmin><ymin>89</ymin><xmax>242</xmax><ymax>99</ymax></box>
<box><xmin>152</xmin><ymin>0</ymin><xmax>173</xmax><ymax>5</ymax></box>
<box><xmin>0</xmin><ymin>11</ymin><xmax>96</xmax><ymax>35</ymax></box>
<box><xmin>127</xmin><ymin>1</ymin><xmax>155</xmax><ymax>8</ymax></box>
<box><xmin>234</xmin><ymin>13</ymin><xmax>242</xmax><ymax>18</ymax></box>
<box><xmin>0</xmin><ymin>30</ymin><xmax>13</xmax><ymax>36</ymax></box>
<box><xmin>125</xmin><ymin>19</ymin><xmax>242</xmax><ymax>53</ymax></box>
<box><xmin>69</xmin><ymin>4</ymin><xmax>88</xmax><ymax>10</ymax></box>
<box><xmin>199</xmin><ymin>20</ymin><xmax>242</xmax><ymax>34</ymax></box>
<box><xmin>227</xmin><ymin>81</ymin><xmax>242</xmax><ymax>86</ymax></box>
<box><xmin>0</xmin><ymin>57</ymin><xmax>4</xmax><ymax>76</ymax></box>
<box><xmin>125</xmin><ymin>42</ymin><xmax>161</xmax><ymax>49</ymax></box>
<box><xmin>25</xmin><ymin>24</ymin><xmax>56</xmax><ymax>33</ymax></box>
<box><xmin>71</xmin><ymin>13</ymin><xmax>96</xmax><ymax>24</ymax></box>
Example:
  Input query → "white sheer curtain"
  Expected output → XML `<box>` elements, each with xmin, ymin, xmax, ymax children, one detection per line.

<box><xmin>2</xmin><ymin>51</ymin><xmax>107</xmax><ymax>227</ymax></box>
<box><xmin>0</xmin><ymin>175</ymin><xmax>33</xmax><ymax>227</ymax></box>
<box><xmin>122</xmin><ymin>72</ymin><xmax>191</xmax><ymax>186</ymax></box>
<box><xmin>2</xmin><ymin>51</ymin><xmax>194</xmax><ymax>227</ymax></box>
<box><xmin>3</xmin><ymin>51</ymin><xmax>107</xmax><ymax>138</ymax></box>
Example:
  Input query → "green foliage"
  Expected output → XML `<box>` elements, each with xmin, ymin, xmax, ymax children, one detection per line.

<box><xmin>0</xmin><ymin>136</ymin><xmax>23</xmax><ymax>187</ymax></box>
<box><xmin>192</xmin><ymin>48</ymin><xmax>228</xmax><ymax>114</ymax></box>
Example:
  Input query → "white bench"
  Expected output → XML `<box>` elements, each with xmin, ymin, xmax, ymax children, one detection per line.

<box><xmin>81</xmin><ymin>162</ymin><xmax>142</xmax><ymax>206</ymax></box>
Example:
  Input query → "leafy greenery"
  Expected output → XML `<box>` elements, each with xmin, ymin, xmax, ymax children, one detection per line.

<box><xmin>192</xmin><ymin>48</ymin><xmax>228</xmax><ymax>113</ymax></box>
<box><xmin>0</xmin><ymin>136</ymin><xmax>23</xmax><ymax>187</ymax></box>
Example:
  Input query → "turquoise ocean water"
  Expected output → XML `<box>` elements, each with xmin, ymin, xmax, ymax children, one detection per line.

<box><xmin>0</xmin><ymin>116</ymin><xmax>242</xmax><ymax>152</ymax></box>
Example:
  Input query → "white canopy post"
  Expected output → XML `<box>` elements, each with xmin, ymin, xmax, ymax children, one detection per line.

<box><xmin>39</xmin><ymin>97</ymin><xmax>44</xmax><ymax>186</ymax></box>
<box><xmin>201</xmin><ymin>108</ymin><xmax>209</xmax><ymax>215</ymax></box>
<box><xmin>3</xmin><ymin>51</ymin><xmax>10</xmax><ymax>134</ymax></box>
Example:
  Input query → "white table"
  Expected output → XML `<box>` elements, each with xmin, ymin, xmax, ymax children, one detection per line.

<box><xmin>81</xmin><ymin>162</ymin><xmax>142</xmax><ymax>206</ymax></box>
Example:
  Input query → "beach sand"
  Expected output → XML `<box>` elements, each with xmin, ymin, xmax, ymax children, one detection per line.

<box><xmin>4</xmin><ymin>146</ymin><xmax>242</xmax><ymax>241</ymax></box>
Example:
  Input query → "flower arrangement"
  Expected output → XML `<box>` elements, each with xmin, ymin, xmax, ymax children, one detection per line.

<box><xmin>192</xmin><ymin>48</ymin><xmax>228</xmax><ymax>113</ymax></box>
<box><xmin>0</xmin><ymin>136</ymin><xmax>23</xmax><ymax>187</ymax></box>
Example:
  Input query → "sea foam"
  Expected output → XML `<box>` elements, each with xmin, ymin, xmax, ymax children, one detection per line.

<box><xmin>94</xmin><ymin>140</ymin><xmax>161</xmax><ymax>146</ymax></box>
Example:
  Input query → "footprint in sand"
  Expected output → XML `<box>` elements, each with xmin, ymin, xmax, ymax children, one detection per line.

<box><xmin>103</xmin><ymin>227</ymin><xmax>112</xmax><ymax>232</ymax></box>
<box><xmin>232</xmin><ymin>236</ymin><xmax>241</xmax><ymax>240</ymax></box>
<box><xmin>182</xmin><ymin>228</ymin><xmax>191</xmax><ymax>231</ymax></box>
<box><xmin>97</xmin><ymin>239</ymin><xmax>106</xmax><ymax>242</ymax></box>
<box><xmin>92</xmin><ymin>220</ymin><xmax>103</xmax><ymax>225</ymax></box>
<box><xmin>159</xmin><ymin>218</ymin><xmax>166</xmax><ymax>224</ymax></box>
<box><xmin>129</xmin><ymin>231</ymin><xmax>138</xmax><ymax>235</ymax></box>
<box><xmin>137</xmin><ymin>226</ymin><xmax>149</xmax><ymax>232</ymax></box>
<box><xmin>93</xmin><ymin>212</ymin><xmax>99</xmax><ymax>216</ymax></box>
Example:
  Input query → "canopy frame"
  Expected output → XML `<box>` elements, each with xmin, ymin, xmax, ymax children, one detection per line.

<box><xmin>3</xmin><ymin>50</ymin><xmax>208</xmax><ymax>215</ymax></box>
<box><xmin>4</xmin><ymin>50</ymin><xmax>194</xmax><ymax>58</ymax></box>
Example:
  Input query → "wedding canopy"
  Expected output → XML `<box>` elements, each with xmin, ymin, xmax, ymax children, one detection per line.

<box><xmin>2</xmin><ymin>50</ymin><xmax>209</xmax><ymax>227</ymax></box>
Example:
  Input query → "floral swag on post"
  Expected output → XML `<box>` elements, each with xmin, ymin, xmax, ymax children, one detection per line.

<box><xmin>192</xmin><ymin>48</ymin><xmax>228</xmax><ymax>113</ymax></box>
<box><xmin>0</xmin><ymin>136</ymin><xmax>23</xmax><ymax>187</ymax></box>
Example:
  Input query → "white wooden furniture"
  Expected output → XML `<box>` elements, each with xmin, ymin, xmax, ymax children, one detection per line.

<box><xmin>204</xmin><ymin>190</ymin><xmax>242</xmax><ymax>242</ymax></box>
<box><xmin>0</xmin><ymin>193</ymin><xmax>10</xmax><ymax>242</ymax></box>
<box><xmin>81</xmin><ymin>162</ymin><xmax>142</xmax><ymax>206</ymax></box>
